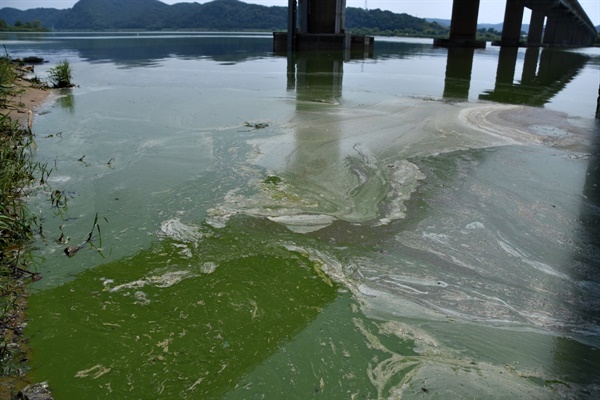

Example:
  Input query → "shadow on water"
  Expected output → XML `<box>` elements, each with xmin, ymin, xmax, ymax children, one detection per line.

<box><xmin>1</xmin><ymin>32</ymin><xmax>277</xmax><ymax>67</ymax></box>
<box><xmin>553</xmin><ymin>118</ymin><xmax>600</xmax><ymax>385</ymax></box>
<box><xmin>479</xmin><ymin>47</ymin><xmax>589</xmax><ymax>106</ymax></box>
<box><xmin>55</xmin><ymin>88</ymin><xmax>75</xmax><ymax>113</ymax></box>
<box><xmin>428</xmin><ymin>45</ymin><xmax>591</xmax><ymax>106</ymax></box>
<box><xmin>576</xmin><ymin>119</ymin><xmax>600</xmax><ymax>297</ymax></box>
<box><xmin>4</xmin><ymin>32</ymin><xmax>435</xmax><ymax>69</ymax></box>
<box><xmin>4</xmin><ymin>33</ymin><xmax>433</xmax><ymax>68</ymax></box>
<box><xmin>5</xmin><ymin>32</ymin><xmax>591</xmax><ymax>109</ymax></box>
<box><xmin>286</xmin><ymin>50</ymin><xmax>345</xmax><ymax>104</ymax></box>
<box><xmin>442</xmin><ymin>47</ymin><xmax>475</xmax><ymax>100</ymax></box>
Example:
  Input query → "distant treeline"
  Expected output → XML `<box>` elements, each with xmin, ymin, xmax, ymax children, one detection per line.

<box><xmin>0</xmin><ymin>19</ymin><xmax>48</xmax><ymax>32</ymax></box>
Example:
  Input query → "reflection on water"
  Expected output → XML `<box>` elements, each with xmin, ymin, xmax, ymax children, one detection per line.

<box><xmin>1</xmin><ymin>32</ymin><xmax>276</xmax><ymax>67</ymax></box>
<box><xmin>4</xmin><ymin>33</ymin><xmax>599</xmax><ymax>398</ymax></box>
<box><xmin>443</xmin><ymin>47</ymin><xmax>475</xmax><ymax>99</ymax></box>
<box><xmin>480</xmin><ymin>47</ymin><xmax>589</xmax><ymax>106</ymax></box>
<box><xmin>54</xmin><ymin>89</ymin><xmax>75</xmax><ymax>112</ymax></box>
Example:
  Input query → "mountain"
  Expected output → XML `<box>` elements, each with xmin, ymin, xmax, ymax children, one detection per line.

<box><xmin>0</xmin><ymin>0</ymin><xmax>444</xmax><ymax>34</ymax></box>
<box><xmin>0</xmin><ymin>0</ymin><xmax>289</xmax><ymax>31</ymax></box>
<box><xmin>166</xmin><ymin>0</ymin><xmax>287</xmax><ymax>31</ymax></box>
<box><xmin>59</xmin><ymin>0</ymin><xmax>171</xmax><ymax>30</ymax></box>
<box><xmin>424</xmin><ymin>18</ymin><xmax>451</xmax><ymax>28</ymax></box>
<box><xmin>346</xmin><ymin>8</ymin><xmax>447</xmax><ymax>35</ymax></box>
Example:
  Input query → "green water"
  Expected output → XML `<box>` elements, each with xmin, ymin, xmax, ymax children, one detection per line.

<box><xmin>3</xmin><ymin>33</ymin><xmax>599</xmax><ymax>398</ymax></box>
<box><xmin>26</xmin><ymin>220</ymin><xmax>340</xmax><ymax>398</ymax></box>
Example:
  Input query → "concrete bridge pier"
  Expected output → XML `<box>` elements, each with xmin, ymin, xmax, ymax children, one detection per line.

<box><xmin>497</xmin><ymin>0</ymin><xmax>526</xmax><ymax>46</ymax></box>
<box><xmin>274</xmin><ymin>0</ymin><xmax>373</xmax><ymax>54</ymax></box>
<box><xmin>542</xmin><ymin>4</ymin><xmax>596</xmax><ymax>47</ymax></box>
<box><xmin>437</xmin><ymin>0</ymin><xmax>596</xmax><ymax>48</ymax></box>
<box><xmin>527</xmin><ymin>6</ymin><xmax>547</xmax><ymax>46</ymax></box>
<box><xmin>571</xmin><ymin>25</ymin><xmax>586</xmax><ymax>44</ymax></box>
<box><xmin>544</xmin><ymin>8</ymin><xmax>570</xmax><ymax>46</ymax></box>
<box><xmin>571</xmin><ymin>20</ymin><xmax>596</xmax><ymax>46</ymax></box>
<box><xmin>434</xmin><ymin>0</ymin><xmax>486</xmax><ymax>48</ymax></box>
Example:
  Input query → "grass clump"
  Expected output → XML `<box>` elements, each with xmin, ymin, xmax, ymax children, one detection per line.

<box><xmin>47</xmin><ymin>59</ymin><xmax>73</xmax><ymax>88</ymax></box>
<box><xmin>264</xmin><ymin>175</ymin><xmax>282</xmax><ymax>185</ymax></box>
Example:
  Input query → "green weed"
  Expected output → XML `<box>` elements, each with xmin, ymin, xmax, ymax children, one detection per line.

<box><xmin>47</xmin><ymin>59</ymin><xmax>73</xmax><ymax>88</ymax></box>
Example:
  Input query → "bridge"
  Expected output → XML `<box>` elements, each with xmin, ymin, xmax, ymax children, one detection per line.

<box><xmin>274</xmin><ymin>0</ymin><xmax>597</xmax><ymax>51</ymax></box>
<box><xmin>435</xmin><ymin>0</ymin><xmax>597</xmax><ymax>47</ymax></box>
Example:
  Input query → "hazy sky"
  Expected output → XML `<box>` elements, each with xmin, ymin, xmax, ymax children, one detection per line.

<box><xmin>1</xmin><ymin>0</ymin><xmax>598</xmax><ymax>25</ymax></box>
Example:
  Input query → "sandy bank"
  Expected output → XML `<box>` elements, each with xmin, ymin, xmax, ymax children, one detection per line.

<box><xmin>1</xmin><ymin>70</ymin><xmax>54</xmax><ymax>128</ymax></box>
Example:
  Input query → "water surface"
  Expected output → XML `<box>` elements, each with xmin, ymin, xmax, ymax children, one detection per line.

<box><xmin>3</xmin><ymin>32</ymin><xmax>600</xmax><ymax>398</ymax></box>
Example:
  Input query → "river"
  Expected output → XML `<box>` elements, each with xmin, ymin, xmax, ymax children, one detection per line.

<box><xmin>3</xmin><ymin>32</ymin><xmax>600</xmax><ymax>399</ymax></box>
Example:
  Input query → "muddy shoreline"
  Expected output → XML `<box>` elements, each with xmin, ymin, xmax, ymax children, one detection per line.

<box><xmin>0</xmin><ymin>62</ymin><xmax>54</xmax><ymax>400</ymax></box>
<box><xmin>1</xmin><ymin>65</ymin><xmax>54</xmax><ymax>127</ymax></box>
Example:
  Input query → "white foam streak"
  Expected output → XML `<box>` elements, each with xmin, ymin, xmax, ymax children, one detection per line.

<box><xmin>107</xmin><ymin>270</ymin><xmax>193</xmax><ymax>292</ymax></box>
<box><xmin>497</xmin><ymin>236</ymin><xmax>570</xmax><ymax>280</ymax></box>
<box><xmin>158</xmin><ymin>218</ymin><xmax>203</xmax><ymax>243</ymax></box>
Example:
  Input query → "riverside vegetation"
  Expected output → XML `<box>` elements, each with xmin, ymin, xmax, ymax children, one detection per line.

<box><xmin>0</xmin><ymin>56</ymin><xmax>72</xmax><ymax>397</ymax></box>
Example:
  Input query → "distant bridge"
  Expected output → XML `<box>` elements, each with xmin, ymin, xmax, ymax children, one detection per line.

<box><xmin>435</xmin><ymin>0</ymin><xmax>598</xmax><ymax>47</ymax></box>
<box><xmin>275</xmin><ymin>0</ymin><xmax>598</xmax><ymax>51</ymax></box>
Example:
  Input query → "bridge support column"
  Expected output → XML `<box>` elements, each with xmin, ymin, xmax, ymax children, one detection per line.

<box><xmin>572</xmin><ymin>26</ymin><xmax>584</xmax><ymax>45</ymax></box>
<box><xmin>573</xmin><ymin>23</ymin><xmax>593</xmax><ymax>46</ymax></box>
<box><xmin>305</xmin><ymin>0</ymin><xmax>345</xmax><ymax>33</ymax></box>
<box><xmin>543</xmin><ymin>9</ymin><xmax>559</xmax><ymax>46</ymax></box>
<box><xmin>544</xmin><ymin>8</ymin><xmax>572</xmax><ymax>46</ymax></box>
<box><xmin>556</xmin><ymin>18</ymin><xmax>577</xmax><ymax>46</ymax></box>
<box><xmin>567</xmin><ymin>22</ymin><xmax>581</xmax><ymax>45</ymax></box>
<box><xmin>297</xmin><ymin>0</ymin><xmax>307</xmax><ymax>32</ymax></box>
<box><xmin>274</xmin><ymin>0</ymin><xmax>373</xmax><ymax>53</ymax></box>
<box><xmin>527</xmin><ymin>7</ymin><xmax>546</xmax><ymax>46</ymax></box>
<box><xmin>497</xmin><ymin>0</ymin><xmax>525</xmax><ymax>46</ymax></box>
<box><xmin>287</xmin><ymin>0</ymin><xmax>296</xmax><ymax>53</ymax></box>
<box><xmin>434</xmin><ymin>0</ymin><xmax>485</xmax><ymax>48</ymax></box>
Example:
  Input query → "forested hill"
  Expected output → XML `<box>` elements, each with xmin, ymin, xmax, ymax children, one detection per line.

<box><xmin>0</xmin><ymin>0</ymin><xmax>447</xmax><ymax>35</ymax></box>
